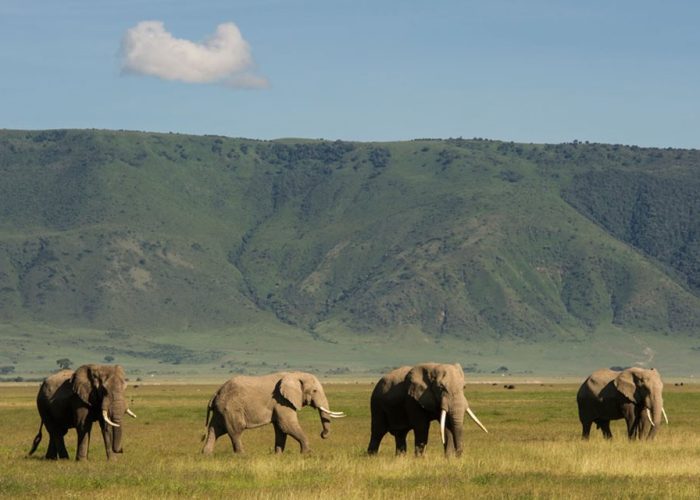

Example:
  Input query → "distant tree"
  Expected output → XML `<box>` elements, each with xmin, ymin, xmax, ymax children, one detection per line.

<box><xmin>499</xmin><ymin>169</ymin><xmax>523</xmax><ymax>183</ymax></box>
<box><xmin>0</xmin><ymin>366</ymin><xmax>15</xmax><ymax>375</ymax></box>
<box><xmin>56</xmin><ymin>358</ymin><xmax>73</xmax><ymax>370</ymax></box>
<box><xmin>104</xmin><ymin>355</ymin><xmax>115</xmax><ymax>363</ymax></box>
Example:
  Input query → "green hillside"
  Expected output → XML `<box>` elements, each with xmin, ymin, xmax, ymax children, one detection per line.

<box><xmin>1</xmin><ymin>130</ymin><xmax>699</xmax><ymax>377</ymax></box>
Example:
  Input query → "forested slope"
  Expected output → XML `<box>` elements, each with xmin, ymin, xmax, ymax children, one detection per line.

<box><xmin>1</xmin><ymin>130</ymin><xmax>699</xmax><ymax>366</ymax></box>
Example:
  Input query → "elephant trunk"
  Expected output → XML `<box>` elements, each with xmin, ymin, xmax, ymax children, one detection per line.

<box><xmin>449</xmin><ymin>410</ymin><xmax>464</xmax><ymax>456</ymax></box>
<box><xmin>105</xmin><ymin>397</ymin><xmax>126</xmax><ymax>453</ymax></box>
<box><xmin>316</xmin><ymin>394</ymin><xmax>331</xmax><ymax>439</ymax></box>
<box><xmin>647</xmin><ymin>394</ymin><xmax>664</xmax><ymax>440</ymax></box>
<box><xmin>111</xmin><ymin>423</ymin><xmax>123</xmax><ymax>454</ymax></box>
<box><xmin>440</xmin><ymin>393</ymin><xmax>465</xmax><ymax>455</ymax></box>
<box><xmin>319</xmin><ymin>411</ymin><xmax>331</xmax><ymax>439</ymax></box>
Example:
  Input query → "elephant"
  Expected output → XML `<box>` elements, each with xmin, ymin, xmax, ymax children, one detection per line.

<box><xmin>201</xmin><ymin>371</ymin><xmax>345</xmax><ymax>454</ymax></box>
<box><xmin>367</xmin><ymin>363</ymin><xmax>488</xmax><ymax>457</ymax></box>
<box><xmin>576</xmin><ymin>367</ymin><xmax>668</xmax><ymax>440</ymax></box>
<box><xmin>28</xmin><ymin>364</ymin><xmax>137</xmax><ymax>460</ymax></box>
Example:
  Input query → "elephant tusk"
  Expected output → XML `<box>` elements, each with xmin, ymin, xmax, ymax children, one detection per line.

<box><xmin>646</xmin><ymin>408</ymin><xmax>655</xmax><ymax>427</ymax></box>
<box><xmin>102</xmin><ymin>410</ymin><xmax>121</xmax><ymax>428</ymax></box>
<box><xmin>662</xmin><ymin>407</ymin><xmax>669</xmax><ymax>425</ymax></box>
<box><xmin>126</xmin><ymin>409</ymin><xmax>137</xmax><ymax>419</ymax></box>
<box><xmin>318</xmin><ymin>406</ymin><xmax>346</xmax><ymax>418</ymax></box>
<box><xmin>466</xmin><ymin>407</ymin><xmax>489</xmax><ymax>433</ymax></box>
<box><xmin>440</xmin><ymin>409</ymin><xmax>447</xmax><ymax>445</ymax></box>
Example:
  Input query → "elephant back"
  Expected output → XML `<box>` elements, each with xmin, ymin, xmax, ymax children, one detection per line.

<box><xmin>579</xmin><ymin>369</ymin><xmax>620</xmax><ymax>401</ymax></box>
<box><xmin>39</xmin><ymin>370</ymin><xmax>74</xmax><ymax>400</ymax></box>
<box><xmin>371</xmin><ymin>366</ymin><xmax>412</xmax><ymax>403</ymax></box>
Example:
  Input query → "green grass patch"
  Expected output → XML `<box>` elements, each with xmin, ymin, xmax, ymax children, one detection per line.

<box><xmin>1</xmin><ymin>382</ymin><xmax>698</xmax><ymax>498</ymax></box>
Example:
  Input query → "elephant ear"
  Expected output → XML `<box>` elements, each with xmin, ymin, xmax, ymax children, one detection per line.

<box><xmin>72</xmin><ymin>365</ymin><xmax>99</xmax><ymax>405</ymax></box>
<box><xmin>279</xmin><ymin>375</ymin><xmax>303</xmax><ymax>410</ymax></box>
<box><xmin>614</xmin><ymin>370</ymin><xmax>637</xmax><ymax>402</ymax></box>
<box><xmin>407</xmin><ymin>366</ymin><xmax>437</xmax><ymax>410</ymax></box>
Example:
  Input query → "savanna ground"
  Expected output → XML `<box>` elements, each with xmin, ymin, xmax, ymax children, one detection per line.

<box><xmin>1</xmin><ymin>381</ymin><xmax>699</xmax><ymax>498</ymax></box>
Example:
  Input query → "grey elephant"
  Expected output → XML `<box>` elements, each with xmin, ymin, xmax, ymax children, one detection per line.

<box><xmin>577</xmin><ymin>367</ymin><xmax>668</xmax><ymax>440</ymax></box>
<box><xmin>201</xmin><ymin>371</ymin><xmax>345</xmax><ymax>454</ymax></box>
<box><xmin>28</xmin><ymin>364</ymin><xmax>137</xmax><ymax>460</ymax></box>
<box><xmin>367</xmin><ymin>363</ymin><xmax>488</xmax><ymax>457</ymax></box>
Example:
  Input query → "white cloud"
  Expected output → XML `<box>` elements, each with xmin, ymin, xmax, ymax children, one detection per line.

<box><xmin>120</xmin><ymin>21</ymin><xmax>268</xmax><ymax>88</ymax></box>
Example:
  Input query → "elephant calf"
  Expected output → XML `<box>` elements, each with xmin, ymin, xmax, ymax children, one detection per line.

<box><xmin>202</xmin><ymin>371</ymin><xmax>345</xmax><ymax>454</ymax></box>
<box><xmin>28</xmin><ymin>364</ymin><xmax>137</xmax><ymax>460</ymax></box>
<box><xmin>368</xmin><ymin>363</ymin><xmax>488</xmax><ymax>457</ymax></box>
<box><xmin>577</xmin><ymin>367</ymin><xmax>668</xmax><ymax>440</ymax></box>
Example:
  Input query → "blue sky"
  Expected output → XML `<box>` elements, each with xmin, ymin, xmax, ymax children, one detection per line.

<box><xmin>2</xmin><ymin>1</ymin><xmax>699</xmax><ymax>147</ymax></box>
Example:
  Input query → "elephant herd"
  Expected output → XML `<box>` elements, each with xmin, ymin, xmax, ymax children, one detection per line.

<box><xmin>27</xmin><ymin>362</ymin><xmax>667</xmax><ymax>461</ymax></box>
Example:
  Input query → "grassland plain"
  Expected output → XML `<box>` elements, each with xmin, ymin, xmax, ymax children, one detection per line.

<box><xmin>1</xmin><ymin>382</ymin><xmax>699</xmax><ymax>499</ymax></box>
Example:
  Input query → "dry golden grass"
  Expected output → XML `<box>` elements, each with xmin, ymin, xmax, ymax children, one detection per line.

<box><xmin>0</xmin><ymin>382</ymin><xmax>698</xmax><ymax>498</ymax></box>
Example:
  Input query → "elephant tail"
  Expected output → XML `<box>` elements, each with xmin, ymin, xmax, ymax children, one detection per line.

<box><xmin>201</xmin><ymin>395</ymin><xmax>215</xmax><ymax>442</ymax></box>
<box><xmin>28</xmin><ymin>421</ymin><xmax>43</xmax><ymax>456</ymax></box>
<box><xmin>204</xmin><ymin>395</ymin><xmax>215</xmax><ymax>428</ymax></box>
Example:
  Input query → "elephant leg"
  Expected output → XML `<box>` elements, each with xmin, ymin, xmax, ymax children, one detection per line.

<box><xmin>46</xmin><ymin>426</ymin><xmax>69</xmax><ymax>460</ymax></box>
<box><xmin>273</xmin><ymin>422</ymin><xmax>288</xmax><ymax>454</ymax></box>
<box><xmin>413</xmin><ymin>421</ymin><xmax>430</xmax><ymax>456</ymax></box>
<box><xmin>202</xmin><ymin>412</ymin><xmax>226</xmax><ymax>454</ymax></box>
<box><xmin>76</xmin><ymin>423</ymin><xmax>93</xmax><ymax>461</ymax></box>
<box><xmin>393</xmin><ymin>429</ymin><xmax>409</xmax><ymax>456</ymax></box>
<box><xmin>76</xmin><ymin>429</ymin><xmax>89</xmax><ymax>460</ymax></box>
<box><xmin>284</xmin><ymin>423</ymin><xmax>310</xmax><ymax>453</ymax></box>
<box><xmin>101</xmin><ymin>421</ymin><xmax>115</xmax><ymax>460</ymax></box>
<box><xmin>227</xmin><ymin>432</ymin><xmax>244</xmax><ymax>453</ymax></box>
<box><xmin>622</xmin><ymin>404</ymin><xmax>638</xmax><ymax>439</ymax></box>
<box><xmin>57</xmin><ymin>430</ymin><xmax>69</xmax><ymax>459</ymax></box>
<box><xmin>222</xmin><ymin>412</ymin><xmax>246</xmax><ymax>453</ymax></box>
<box><xmin>636</xmin><ymin>410</ymin><xmax>651</xmax><ymax>440</ymax></box>
<box><xmin>628</xmin><ymin>416</ymin><xmax>640</xmax><ymax>440</ymax></box>
<box><xmin>274</xmin><ymin>407</ymin><xmax>309</xmax><ymax>453</ymax></box>
<box><xmin>202</xmin><ymin>427</ymin><xmax>217</xmax><ymax>454</ymax></box>
<box><xmin>277</xmin><ymin>418</ymin><xmax>309</xmax><ymax>453</ymax></box>
<box><xmin>367</xmin><ymin>410</ymin><xmax>388</xmax><ymax>455</ymax></box>
<box><xmin>580</xmin><ymin>420</ymin><xmax>592</xmax><ymax>440</ymax></box>
<box><xmin>45</xmin><ymin>433</ymin><xmax>58</xmax><ymax>460</ymax></box>
<box><xmin>599</xmin><ymin>420</ymin><xmax>613</xmax><ymax>439</ymax></box>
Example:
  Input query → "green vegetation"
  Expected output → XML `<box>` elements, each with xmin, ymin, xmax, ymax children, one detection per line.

<box><xmin>1</xmin><ymin>130</ymin><xmax>700</xmax><ymax>376</ymax></box>
<box><xmin>1</xmin><ymin>382</ymin><xmax>699</xmax><ymax>498</ymax></box>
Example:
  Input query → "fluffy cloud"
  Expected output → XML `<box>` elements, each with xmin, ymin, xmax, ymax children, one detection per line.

<box><xmin>120</xmin><ymin>21</ymin><xmax>268</xmax><ymax>88</ymax></box>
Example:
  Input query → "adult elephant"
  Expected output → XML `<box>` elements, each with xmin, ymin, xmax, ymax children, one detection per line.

<box><xmin>201</xmin><ymin>371</ymin><xmax>345</xmax><ymax>454</ymax></box>
<box><xmin>28</xmin><ymin>364</ymin><xmax>137</xmax><ymax>460</ymax></box>
<box><xmin>367</xmin><ymin>363</ymin><xmax>488</xmax><ymax>457</ymax></box>
<box><xmin>577</xmin><ymin>367</ymin><xmax>668</xmax><ymax>440</ymax></box>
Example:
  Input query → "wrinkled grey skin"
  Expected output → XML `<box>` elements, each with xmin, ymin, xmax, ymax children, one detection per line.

<box><xmin>577</xmin><ymin>367</ymin><xmax>665</xmax><ymax>440</ymax></box>
<box><xmin>29</xmin><ymin>364</ymin><xmax>131</xmax><ymax>460</ymax></box>
<box><xmin>202</xmin><ymin>371</ymin><xmax>335</xmax><ymax>454</ymax></box>
<box><xmin>367</xmin><ymin>363</ymin><xmax>477</xmax><ymax>457</ymax></box>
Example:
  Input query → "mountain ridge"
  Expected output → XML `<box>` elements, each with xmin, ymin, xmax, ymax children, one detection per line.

<box><xmin>1</xmin><ymin>129</ymin><xmax>699</xmax><ymax>375</ymax></box>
